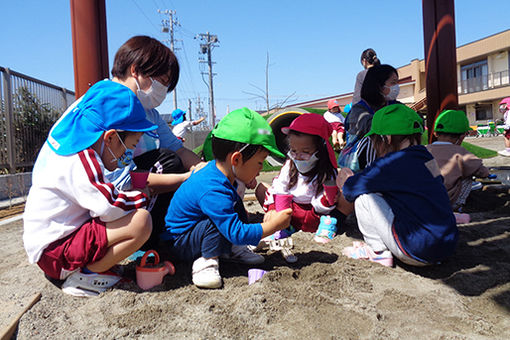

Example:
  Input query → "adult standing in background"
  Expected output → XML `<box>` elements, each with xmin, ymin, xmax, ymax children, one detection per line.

<box><xmin>339</xmin><ymin>64</ymin><xmax>400</xmax><ymax>171</ymax></box>
<box><xmin>352</xmin><ymin>48</ymin><xmax>381</xmax><ymax>104</ymax></box>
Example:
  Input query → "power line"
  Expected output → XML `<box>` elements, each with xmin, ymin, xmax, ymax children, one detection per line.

<box><xmin>197</xmin><ymin>32</ymin><xmax>219</xmax><ymax>127</ymax></box>
<box><xmin>158</xmin><ymin>9</ymin><xmax>179</xmax><ymax>110</ymax></box>
<box><xmin>130</xmin><ymin>0</ymin><xmax>160</xmax><ymax>33</ymax></box>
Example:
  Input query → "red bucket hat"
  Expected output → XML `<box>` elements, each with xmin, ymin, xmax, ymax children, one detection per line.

<box><xmin>327</xmin><ymin>99</ymin><xmax>340</xmax><ymax>110</ymax></box>
<box><xmin>282</xmin><ymin>113</ymin><xmax>337</xmax><ymax>168</ymax></box>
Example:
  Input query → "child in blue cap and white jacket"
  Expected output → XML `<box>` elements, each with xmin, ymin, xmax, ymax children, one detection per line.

<box><xmin>23</xmin><ymin>80</ymin><xmax>157</xmax><ymax>297</ymax></box>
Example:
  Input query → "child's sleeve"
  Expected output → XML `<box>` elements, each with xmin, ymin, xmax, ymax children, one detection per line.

<box><xmin>199</xmin><ymin>188</ymin><xmax>263</xmax><ymax>246</ymax></box>
<box><xmin>461</xmin><ymin>153</ymin><xmax>489</xmax><ymax>178</ymax></box>
<box><xmin>263</xmin><ymin>160</ymin><xmax>291</xmax><ymax>211</ymax></box>
<box><xmin>310</xmin><ymin>186</ymin><xmax>336</xmax><ymax>215</ymax></box>
<box><xmin>342</xmin><ymin>158</ymin><xmax>395</xmax><ymax>202</ymax></box>
<box><xmin>70</xmin><ymin>149</ymin><xmax>148</xmax><ymax>222</ymax></box>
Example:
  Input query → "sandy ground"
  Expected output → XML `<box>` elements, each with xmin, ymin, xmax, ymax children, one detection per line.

<box><xmin>1</xmin><ymin>136</ymin><xmax>509</xmax><ymax>339</ymax></box>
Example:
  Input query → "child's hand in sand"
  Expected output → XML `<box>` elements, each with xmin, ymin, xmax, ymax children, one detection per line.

<box><xmin>261</xmin><ymin>208</ymin><xmax>292</xmax><ymax>237</ymax></box>
<box><xmin>336</xmin><ymin>167</ymin><xmax>354</xmax><ymax>189</ymax></box>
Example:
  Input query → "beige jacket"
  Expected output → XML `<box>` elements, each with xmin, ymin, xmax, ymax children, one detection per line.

<box><xmin>426</xmin><ymin>143</ymin><xmax>489</xmax><ymax>205</ymax></box>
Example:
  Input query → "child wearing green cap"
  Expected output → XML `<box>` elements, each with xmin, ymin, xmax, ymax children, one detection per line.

<box><xmin>162</xmin><ymin>108</ymin><xmax>292</xmax><ymax>289</ymax></box>
<box><xmin>426</xmin><ymin>109</ymin><xmax>489</xmax><ymax>211</ymax></box>
<box><xmin>338</xmin><ymin>104</ymin><xmax>457</xmax><ymax>267</ymax></box>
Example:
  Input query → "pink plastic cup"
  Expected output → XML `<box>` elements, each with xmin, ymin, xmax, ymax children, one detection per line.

<box><xmin>454</xmin><ymin>212</ymin><xmax>470</xmax><ymax>224</ymax></box>
<box><xmin>248</xmin><ymin>268</ymin><xmax>267</xmax><ymax>285</ymax></box>
<box><xmin>323</xmin><ymin>184</ymin><xmax>339</xmax><ymax>206</ymax></box>
<box><xmin>130</xmin><ymin>170</ymin><xmax>149</xmax><ymax>189</ymax></box>
<box><xmin>274</xmin><ymin>194</ymin><xmax>293</xmax><ymax>211</ymax></box>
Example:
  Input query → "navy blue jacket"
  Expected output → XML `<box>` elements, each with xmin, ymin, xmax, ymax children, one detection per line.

<box><xmin>343</xmin><ymin>145</ymin><xmax>458</xmax><ymax>263</ymax></box>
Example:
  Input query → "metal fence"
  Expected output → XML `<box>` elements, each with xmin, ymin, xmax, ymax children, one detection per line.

<box><xmin>0</xmin><ymin>66</ymin><xmax>75</xmax><ymax>173</ymax></box>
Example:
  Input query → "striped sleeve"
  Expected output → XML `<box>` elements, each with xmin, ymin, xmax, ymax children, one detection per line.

<box><xmin>72</xmin><ymin>149</ymin><xmax>148</xmax><ymax>222</ymax></box>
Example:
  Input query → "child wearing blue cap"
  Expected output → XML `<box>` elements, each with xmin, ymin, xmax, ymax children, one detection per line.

<box><xmin>171</xmin><ymin>109</ymin><xmax>206</xmax><ymax>141</ymax></box>
<box><xmin>23</xmin><ymin>80</ymin><xmax>158</xmax><ymax>297</ymax></box>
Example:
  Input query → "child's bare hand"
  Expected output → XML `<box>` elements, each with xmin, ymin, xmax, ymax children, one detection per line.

<box><xmin>263</xmin><ymin>209</ymin><xmax>275</xmax><ymax>223</ymax></box>
<box><xmin>268</xmin><ymin>208</ymin><xmax>292</xmax><ymax>229</ymax></box>
<box><xmin>336</xmin><ymin>167</ymin><xmax>354</xmax><ymax>189</ymax></box>
<box><xmin>190</xmin><ymin>161</ymin><xmax>208</xmax><ymax>173</ymax></box>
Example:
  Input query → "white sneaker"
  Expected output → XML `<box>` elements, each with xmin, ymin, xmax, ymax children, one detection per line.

<box><xmin>61</xmin><ymin>270</ymin><xmax>121</xmax><ymax>297</ymax></box>
<box><xmin>221</xmin><ymin>245</ymin><xmax>265</xmax><ymax>265</ymax></box>
<box><xmin>498</xmin><ymin>149</ymin><xmax>510</xmax><ymax>157</ymax></box>
<box><xmin>192</xmin><ymin>257</ymin><xmax>222</xmax><ymax>289</ymax></box>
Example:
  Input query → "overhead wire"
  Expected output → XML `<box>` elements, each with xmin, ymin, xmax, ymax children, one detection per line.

<box><xmin>130</xmin><ymin>0</ymin><xmax>161</xmax><ymax>34</ymax></box>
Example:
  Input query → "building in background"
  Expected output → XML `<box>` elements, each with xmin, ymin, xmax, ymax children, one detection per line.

<box><xmin>292</xmin><ymin>30</ymin><xmax>510</xmax><ymax>126</ymax></box>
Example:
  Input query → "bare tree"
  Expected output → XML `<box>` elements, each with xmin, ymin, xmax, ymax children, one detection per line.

<box><xmin>243</xmin><ymin>52</ymin><xmax>296</xmax><ymax>114</ymax></box>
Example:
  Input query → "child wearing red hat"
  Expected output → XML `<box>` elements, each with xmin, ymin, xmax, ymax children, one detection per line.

<box><xmin>260</xmin><ymin>113</ymin><xmax>339</xmax><ymax>241</ymax></box>
<box><xmin>323</xmin><ymin>99</ymin><xmax>346</xmax><ymax>151</ymax></box>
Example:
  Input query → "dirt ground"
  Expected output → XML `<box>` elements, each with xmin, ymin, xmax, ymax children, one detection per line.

<box><xmin>1</xmin><ymin>135</ymin><xmax>509</xmax><ymax>339</ymax></box>
<box><xmin>0</xmin><ymin>186</ymin><xmax>509</xmax><ymax>339</ymax></box>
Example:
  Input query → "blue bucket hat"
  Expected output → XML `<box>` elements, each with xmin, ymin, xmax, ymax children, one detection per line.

<box><xmin>47</xmin><ymin>80</ymin><xmax>158</xmax><ymax>156</ymax></box>
<box><xmin>171</xmin><ymin>109</ymin><xmax>185</xmax><ymax>125</ymax></box>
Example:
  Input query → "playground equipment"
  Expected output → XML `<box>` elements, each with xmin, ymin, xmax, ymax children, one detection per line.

<box><xmin>266</xmin><ymin>107</ymin><xmax>309</xmax><ymax>164</ymax></box>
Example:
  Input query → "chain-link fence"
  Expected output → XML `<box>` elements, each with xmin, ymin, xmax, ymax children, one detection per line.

<box><xmin>0</xmin><ymin>67</ymin><xmax>75</xmax><ymax>173</ymax></box>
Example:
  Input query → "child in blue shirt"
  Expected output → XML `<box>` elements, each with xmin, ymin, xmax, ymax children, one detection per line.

<box><xmin>339</xmin><ymin>104</ymin><xmax>457</xmax><ymax>267</ymax></box>
<box><xmin>162</xmin><ymin>108</ymin><xmax>292</xmax><ymax>289</ymax></box>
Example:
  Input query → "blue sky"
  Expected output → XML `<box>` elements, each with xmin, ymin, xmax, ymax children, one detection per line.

<box><xmin>1</xmin><ymin>0</ymin><xmax>510</xmax><ymax>125</ymax></box>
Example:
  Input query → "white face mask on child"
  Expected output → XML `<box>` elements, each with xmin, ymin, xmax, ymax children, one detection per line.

<box><xmin>288</xmin><ymin>151</ymin><xmax>318</xmax><ymax>174</ymax></box>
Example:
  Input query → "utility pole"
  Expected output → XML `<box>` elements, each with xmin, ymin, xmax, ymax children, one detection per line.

<box><xmin>159</xmin><ymin>9</ymin><xmax>179</xmax><ymax>110</ymax></box>
<box><xmin>197</xmin><ymin>32</ymin><xmax>219</xmax><ymax>127</ymax></box>
<box><xmin>188</xmin><ymin>99</ymin><xmax>192</xmax><ymax>121</ymax></box>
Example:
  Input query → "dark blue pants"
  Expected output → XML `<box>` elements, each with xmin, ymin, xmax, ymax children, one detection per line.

<box><xmin>170</xmin><ymin>219</ymin><xmax>232</xmax><ymax>262</ymax></box>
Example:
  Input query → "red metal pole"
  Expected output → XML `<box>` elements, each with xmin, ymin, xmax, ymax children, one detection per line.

<box><xmin>422</xmin><ymin>0</ymin><xmax>458</xmax><ymax>142</ymax></box>
<box><xmin>70</xmin><ymin>0</ymin><xmax>109</xmax><ymax>98</ymax></box>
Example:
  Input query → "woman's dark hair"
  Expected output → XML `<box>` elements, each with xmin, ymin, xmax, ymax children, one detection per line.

<box><xmin>286</xmin><ymin>131</ymin><xmax>337</xmax><ymax>196</ymax></box>
<box><xmin>112</xmin><ymin>35</ymin><xmax>180</xmax><ymax>92</ymax></box>
<box><xmin>370</xmin><ymin>133</ymin><xmax>422</xmax><ymax>157</ymax></box>
<box><xmin>360</xmin><ymin>64</ymin><xmax>398</xmax><ymax>111</ymax></box>
<box><xmin>360</xmin><ymin>48</ymin><xmax>380</xmax><ymax>67</ymax></box>
<box><xmin>211</xmin><ymin>136</ymin><xmax>266</xmax><ymax>162</ymax></box>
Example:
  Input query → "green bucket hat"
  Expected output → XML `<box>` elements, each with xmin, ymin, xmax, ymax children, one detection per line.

<box><xmin>212</xmin><ymin>107</ymin><xmax>284</xmax><ymax>158</ymax></box>
<box><xmin>434</xmin><ymin>109</ymin><xmax>472</xmax><ymax>134</ymax></box>
<box><xmin>365</xmin><ymin>104</ymin><xmax>424</xmax><ymax>137</ymax></box>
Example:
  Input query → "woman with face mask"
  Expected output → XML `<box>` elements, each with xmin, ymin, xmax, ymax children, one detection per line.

<box><xmin>339</xmin><ymin>64</ymin><xmax>402</xmax><ymax>171</ymax></box>
<box><xmin>106</xmin><ymin>36</ymin><xmax>205</xmax><ymax>250</ymax></box>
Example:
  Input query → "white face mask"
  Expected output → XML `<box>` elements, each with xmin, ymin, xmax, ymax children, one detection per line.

<box><xmin>135</xmin><ymin>77</ymin><xmax>168</xmax><ymax>110</ymax></box>
<box><xmin>384</xmin><ymin>84</ymin><xmax>400</xmax><ymax>101</ymax></box>
<box><xmin>288</xmin><ymin>151</ymin><xmax>319</xmax><ymax>174</ymax></box>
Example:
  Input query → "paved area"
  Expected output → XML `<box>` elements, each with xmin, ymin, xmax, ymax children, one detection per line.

<box><xmin>463</xmin><ymin>135</ymin><xmax>510</xmax><ymax>168</ymax></box>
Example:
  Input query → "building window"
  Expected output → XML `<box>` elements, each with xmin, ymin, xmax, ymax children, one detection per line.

<box><xmin>460</xmin><ymin>60</ymin><xmax>488</xmax><ymax>94</ymax></box>
<box><xmin>475</xmin><ymin>103</ymin><xmax>493</xmax><ymax>121</ymax></box>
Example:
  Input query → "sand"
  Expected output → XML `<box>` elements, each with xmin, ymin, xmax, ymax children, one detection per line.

<box><xmin>1</xmin><ymin>184</ymin><xmax>510</xmax><ymax>339</ymax></box>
